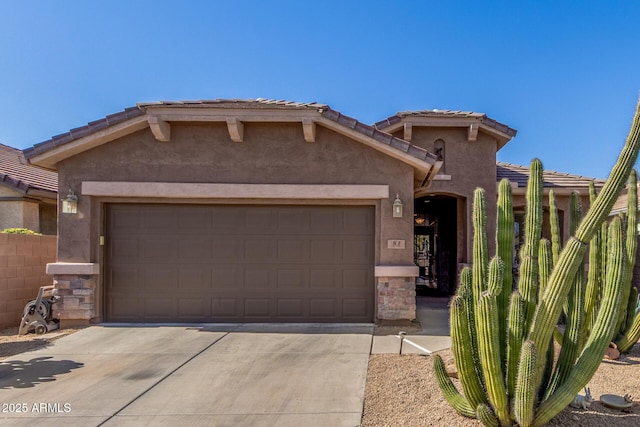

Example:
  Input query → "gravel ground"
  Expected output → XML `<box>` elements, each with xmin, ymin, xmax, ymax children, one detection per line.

<box><xmin>362</xmin><ymin>341</ymin><xmax>640</xmax><ymax>426</ymax></box>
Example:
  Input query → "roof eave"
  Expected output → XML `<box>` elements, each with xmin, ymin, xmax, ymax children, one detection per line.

<box><xmin>25</xmin><ymin>116</ymin><xmax>149</xmax><ymax>170</ymax></box>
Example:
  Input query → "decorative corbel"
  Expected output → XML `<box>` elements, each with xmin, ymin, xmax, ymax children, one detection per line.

<box><xmin>302</xmin><ymin>119</ymin><xmax>316</xmax><ymax>142</ymax></box>
<box><xmin>468</xmin><ymin>123</ymin><xmax>479</xmax><ymax>142</ymax></box>
<box><xmin>403</xmin><ymin>122</ymin><xmax>413</xmax><ymax>141</ymax></box>
<box><xmin>148</xmin><ymin>116</ymin><xmax>171</xmax><ymax>142</ymax></box>
<box><xmin>226</xmin><ymin>118</ymin><xmax>244</xmax><ymax>142</ymax></box>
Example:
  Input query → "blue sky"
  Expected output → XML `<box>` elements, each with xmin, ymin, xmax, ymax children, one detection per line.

<box><xmin>1</xmin><ymin>1</ymin><xmax>639</xmax><ymax>179</ymax></box>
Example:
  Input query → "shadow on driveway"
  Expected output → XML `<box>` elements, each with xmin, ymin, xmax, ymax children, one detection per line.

<box><xmin>0</xmin><ymin>356</ymin><xmax>83</xmax><ymax>389</ymax></box>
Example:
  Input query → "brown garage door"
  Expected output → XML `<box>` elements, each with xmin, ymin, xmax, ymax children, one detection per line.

<box><xmin>105</xmin><ymin>204</ymin><xmax>374</xmax><ymax>322</ymax></box>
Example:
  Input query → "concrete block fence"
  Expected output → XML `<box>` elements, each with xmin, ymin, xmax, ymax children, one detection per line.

<box><xmin>0</xmin><ymin>233</ymin><xmax>56</xmax><ymax>329</ymax></box>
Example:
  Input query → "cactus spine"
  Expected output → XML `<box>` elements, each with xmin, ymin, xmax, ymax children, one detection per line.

<box><xmin>435</xmin><ymin>99</ymin><xmax>640</xmax><ymax>426</ymax></box>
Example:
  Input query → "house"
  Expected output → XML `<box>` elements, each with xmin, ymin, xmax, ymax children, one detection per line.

<box><xmin>23</xmin><ymin>99</ymin><xmax>603</xmax><ymax>327</ymax></box>
<box><xmin>0</xmin><ymin>143</ymin><xmax>57</xmax><ymax>234</ymax></box>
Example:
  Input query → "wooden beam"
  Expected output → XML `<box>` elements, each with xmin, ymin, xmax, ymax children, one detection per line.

<box><xmin>147</xmin><ymin>116</ymin><xmax>171</xmax><ymax>142</ymax></box>
<box><xmin>302</xmin><ymin>119</ymin><xmax>316</xmax><ymax>142</ymax></box>
<box><xmin>226</xmin><ymin>118</ymin><xmax>244</xmax><ymax>142</ymax></box>
<box><xmin>468</xmin><ymin>123</ymin><xmax>479</xmax><ymax>142</ymax></box>
<box><xmin>403</xmin><ymin>123</ymin><xmax>412</xmax><ymax>141</ymax></box>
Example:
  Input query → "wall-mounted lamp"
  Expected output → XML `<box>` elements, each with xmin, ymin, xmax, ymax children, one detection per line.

<box><xmin>392</xmin><ymin>194</ymin><xmax>403</xmax><ymax>218</ymax></box>
<box><xmin>61</xmin><ymin>189</ymin><xmax>78</xmax><ymax>214</ymax></box>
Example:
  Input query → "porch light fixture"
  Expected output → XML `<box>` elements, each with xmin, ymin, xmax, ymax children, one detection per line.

<box><xmin>392</xmin><ymin>194</ymin><xmax>403</xmax><ymax>218</ymax></box>
<box><xmin>414</xmin><ymin>215</ymin><xmax>426</xmax><ymax>225</ymax></box>
<box><xmin>62</xmin><ymin>189</ymin><xmax>78</xmax><ymax>214</ymax></box>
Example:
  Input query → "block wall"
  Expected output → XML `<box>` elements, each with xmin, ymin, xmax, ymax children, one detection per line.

<box><xmin>0</xmin><ymin>234</ymin><xmax>57</xmax><ymax>329</ymax></box>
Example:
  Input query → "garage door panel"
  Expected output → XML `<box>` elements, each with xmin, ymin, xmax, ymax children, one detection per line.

<box><xmin>108</xmin><ymin>298</ymin><xmax>140</xmax><ymax>320</ymax></box>
<box><xmin>310</xmin><ymin>269</ymin><xmax>339</xmax><ymax>289</ymax></box>
<box><xmin>178</xmin><ymin>298</ymin><xmax>211</xmax><ymax>318</ymax></box>
<box><xmin>244</xmin><ymin>298</ymin><xmax>272</xmax><ymax>317</ymax></box>
<box><xmin>342</xmin><ymin>299</ymin><xmax>370</xmax><ymax>318</ymax></box>
<box><xmin>244</xmin><ymin>267</ymin><xmax>276</xmax><ymax>289</ymax></box>
<box><xmin>110</xmin><ymin>239</ymin><xmax>139</xmax><ymax>261</ymax></box>
<box><xmin>245</xmin><ymin>210</ymin><xmax>278</xmax><ymax>234</ymax></box>
<box><xmin>245</xmin><ymin>239</ymin><xmax>277</xmax><ymax>261</ymax></box>
<box><xmin>179</xmin><ymin>267</ymin><xmax>212</xmax><ymax>289</ymax></box>
<box><xmin>277</xmin><ymin>298</ymin><xmax>305</xmax><ymax>317</ymax></box>
<box><xmin>212</xmin><ymin>298</ymin><xmax>242</xmax><ymax>317</ymax></box>
<box><xmin>108</xmin><ymin>265</ymin><xmax>139</xmax><ymax>291</ymax></box>
<box><xmin>212</xmin><ymin>267</ymin><xmax>242</xmax><ymax>288</ymax></box>
<box><xmin>144</xmin><ymin>209</ymin><xmax>177</xmax><ymax>230</ymax></box>
<box><xmin>309</xmin><ymin>299</ymin><xmax>337</xmax><ymax>317</ymax></box>
<box><xmin>342</xmin><ymin>269</ymin><xmax>370</xmax><ymax>289</ymax></box>
<box><xmin>342</xmin><ymin>240</ymin><xmax>372</xmax><ymax>263</ymax></box>
<box><xmin>343</xmin><ymin>210</ymin><xmax>374</xmax><ymax>235</ymax></box>
<box><xmin>142</xmin><ymin>239</ymin><xmax>178</xmax><ymax>260</ymax></box>
<box><xmin>179</xmin><ymin>239</ymin><xmax>212</xmax><ymax>259</ymax></box>
<box><xmin>143</xmin><ymin>267</ymin><xmax>179</xmax><ymax>291</ymax></box>
<box><xmin>277</xmin><ymin>239</ymin><xmax>309</xmax><ymax>262</ymax></box>
<box><xmin>212</xmin><ymin>239</ymin><xmax>243</xmax><ymax>260</ymax></box>
<box><xmin>277</xmin><ymin>268</ymin><xmax>309</xmax><ymax>289</ymax></box>
<box><xmin>144</xmin><ymin>298</ymin><xmax>176</xmax><ymax>318</ymax></box>
<box><xmin>310</xmin><ymin>211</ymin><xmax>342</xmax><ymax>234</ymax></box>
<box><xmin>278</xmin><ymin>210</ymin><xmax>310</xmax><ymax>234</ymax></box>
<box><xmin>310</xmin><ymin>240</ymin><xmax>342</xmax><ymax>263</ymax></box>
<box><xmin>107</xmin><ymin>204</ymin><xmax>374</xmax><ymax>323</ymax></box>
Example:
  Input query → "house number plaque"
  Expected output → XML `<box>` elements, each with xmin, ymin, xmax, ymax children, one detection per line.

<box><xmin>387</xmin><ymin>239</ymin><xmax>406</xmax><ymax>249</ymax></box>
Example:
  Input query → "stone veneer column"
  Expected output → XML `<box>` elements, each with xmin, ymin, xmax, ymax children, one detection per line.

<box><xmin>374</xmin><ymin>266</ymin><xmax>419</xmax><ymax>322</ymax></box>
<box><xmin>46</xmin><ymin>263</ymin><xmax>100</xmax><ymax>328</ymax></box>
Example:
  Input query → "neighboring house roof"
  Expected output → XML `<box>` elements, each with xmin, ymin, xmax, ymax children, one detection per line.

<box><xmin>0</xmin><ymin>143</ymin><xmax>57</xmax><ymax>196</ymax></box>
<box><xmin>497</xmin><ymin>162</ymin><xmax>605</xmax><ymax>194</ymax></box>
<box><xmin>23</xmin><ymin>99</ymin><xmax>443</xmax><ymax>185</ymax></box>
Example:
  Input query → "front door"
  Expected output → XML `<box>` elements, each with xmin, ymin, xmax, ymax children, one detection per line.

<box><xmin>414</xmin><ymin>196</ymin><xmax>458</xmax><ymax>295</ymax></box>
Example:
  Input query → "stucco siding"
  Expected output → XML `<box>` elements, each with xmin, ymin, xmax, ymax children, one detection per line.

<box><xmin>57</xmin><ymin>122</ymin><xmax>415</xmax><ymax>266</ymax></box>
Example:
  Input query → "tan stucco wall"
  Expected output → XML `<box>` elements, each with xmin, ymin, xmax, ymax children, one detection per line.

<box><xmin>399</xmin><ymin>127</ymin><xmax>499</xmax><ymax>264</ymax></box>
<box><xmin>57</xmin><ymin>122</ymin><xmax>416</xmax><ymax>267</ymax></box>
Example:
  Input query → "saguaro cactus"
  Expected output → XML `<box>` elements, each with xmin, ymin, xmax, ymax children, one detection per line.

<box><xmin>434</xmin><ymin>99</ymin><xmax>640</xmax><ymax>426</ymax></box>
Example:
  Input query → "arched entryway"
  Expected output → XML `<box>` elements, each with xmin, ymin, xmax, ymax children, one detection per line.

<box><xmin>414</xmin><ymin>195</ymin><xmax>459</xmax><ymax>296</ymax></box>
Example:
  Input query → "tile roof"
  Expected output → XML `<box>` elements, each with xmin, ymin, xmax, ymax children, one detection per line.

<box><xmin>374</xmin><ymin>109</ymin><xmax>518</xmax><ymax>137</ymax></box>
<box><xmin>137</xmin><ymin>98</ymin><xmax>328</xmax><ymax>110</ymax></box>
<box><xmin>24</xmin><ymin>98</ymin><xmax>438</xmax><ymax>166</ymax></box>
<box><xmin>23</xmin><ymin>106</ymin><xmax>144</xmax><ymax>159</ymax></box>
<box><xmin>0</xmin><ymin>143</ymin><xmax>57</xmax><ymax>194</ymax></box>
<box><xmin>497</xmin><ymin>162</ymin><xmax>605</xmax><ymax>189</ymax></box>
<box><xmin>320</xmin><ymin>108</ymin><xmax>439</xmax><ymax>164</ymax></box>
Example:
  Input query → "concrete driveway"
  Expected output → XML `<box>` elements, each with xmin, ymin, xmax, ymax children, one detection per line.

<box><xmin>0</xmin><ymin>324</ymin><xmax>373</xmax><ymax>426</ymax></box>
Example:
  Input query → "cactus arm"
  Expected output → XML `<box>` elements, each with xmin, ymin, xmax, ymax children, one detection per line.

<box><xmin>473</xmin><ymin>188</ymin><xmax>489</xmax><ymax>302</ymax></box>
<box><xmin>433</xmin><ymin>354</ymin><xmax>476</xmax><ymax>418</ymax></box>
<box><xmin>538</xmin><ymin>239</ymin><xmax>552</xmax><ymax>301</ymax></box>
<box><xmin>458</xmin><ymin>267</ymin><xmax>482</xmax><ymax>378</ymax></box>
<box><xmin>518</xmin><ymin>159</ymin><xmax>544</xmax><ymax>330</ymax></box>
<box><xmin>546</xmin><ymin>193</ymin><xmax>586</xmax><ymax>398</ymax></box>
<box><xmin>496</xmin><ymin>178</ymin><xmax>514</xmax><ymax>368</ymax></box>
<box><xmin>450</xmin><ymin>295</ymin><xmax>487</xmax><ymax>409</ymax></box>
<box><xmin>514</xmin><ymin>340</ymin><xmax>538</xmax><ymax>427</ymax></box>
<box><xmin>584</xmin><ymin>182</ymin><xmax>601</xmax><ymax>335</ymax></box>
<box><xmin>616</xmin><ymin>309</ymin><xmax>640</xmax><ymax>353</ymax></box>
<box><xmin>476</xmin><ymin>403</ymin><xmax>500</xmax><ymax>427</ymax></box>
<box><xmin>506</xmin><ymin>291</ymin><xmax>525</xmax><ymax>400</ymax></box>
<box><xmin>477</xmin><ymin>262</ymin><xmax>510</xmax><ymax>426</ymax></box>
<box><xmin>533</xmin><ymin>218</ymin><xmax>627</xmax><ymax>427</ymax></box>
<box><xmin>549</xmin><ymin>190</ymin><xmax>562</xmax><ymax>266</ymax></box>
<box><xmin>528</xmin><ymin>98</ymin><xmax>640</xmax><ymax>389</ymax></box>
<box><xmin>617</xmin><ymin>170</ymin><xmax>638</xmax><ymax>333</ymax></box>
